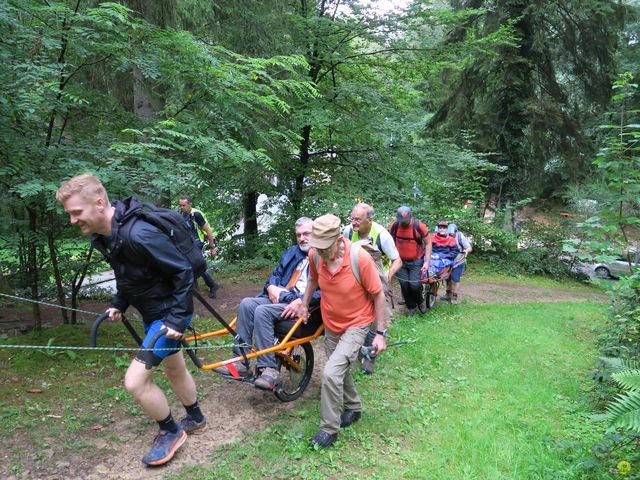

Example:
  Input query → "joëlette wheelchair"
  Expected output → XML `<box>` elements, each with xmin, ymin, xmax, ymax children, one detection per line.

<box><xmin>90</xmin><ymin>290</ymin><xmax>324</xmax><ymax>402</ymax></box>
<box><xmin>421</xmin><ymin>253</ymin><xmax>465</xmax><ymax>308</ymax></box>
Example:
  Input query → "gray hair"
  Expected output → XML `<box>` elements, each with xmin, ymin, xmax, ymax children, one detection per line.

<box><xmin>295</xmin><ymin>216</ymin><xmax>313</xmax><ymax>228</ymax></box>
<box><xmin>353</xmin><ymin>202</ymin><xmax>374</xmax><ymax>220</ymax></box>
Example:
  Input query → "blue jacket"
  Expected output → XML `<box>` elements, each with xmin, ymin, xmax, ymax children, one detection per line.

<box><xmin>92</xmin><ymin>197</ymin><xmax>194</xmax><ymax>332</ymax></box>
<box><xmin>260</xmin><ymin>245</ymin><xmax>321</xmax><ymax>305</ymax></box>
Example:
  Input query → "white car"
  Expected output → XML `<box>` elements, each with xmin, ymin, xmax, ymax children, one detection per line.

<box><xmin>594</xmin><ymin>248</ymin><xmax>639</xmax><ymax>278</ymax></box>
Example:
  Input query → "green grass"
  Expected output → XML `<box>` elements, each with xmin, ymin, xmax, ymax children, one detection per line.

<box><xmin>170</xmin><ymin>301</ymin><xmax>607</xmax><ymax>480</ymax></box>
<box><xmin>466</xmin><ymin>258</ymin><xmax>604</xmax><ymax>292</ymax></box>
<box><xmin>0</xmin><ymin>271</ymin><xmax>612</xmax><ymax>478</ymax></box>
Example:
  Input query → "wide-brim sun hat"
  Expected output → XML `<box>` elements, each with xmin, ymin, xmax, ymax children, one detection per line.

<box><xmin>310</xmin><ymin>214</ymin><xmax>341</xmax><ymax>249</ymax></box>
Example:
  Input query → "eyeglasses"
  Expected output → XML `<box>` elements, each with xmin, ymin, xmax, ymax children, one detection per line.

<box><xmin>348</xmin><ymin>216</ymin><xmax>367</xmax><ymax>224</ymax></box>
<box><xmin>437</xmin><ymin>225</ymin><xmax>448</xmax><ymax>229</ymax></box>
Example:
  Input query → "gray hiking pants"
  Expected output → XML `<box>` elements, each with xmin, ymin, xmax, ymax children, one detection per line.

<box><xmin>320</xmin><ymin>324</ymin><xmax>369</xmax><ymax>435</ymax></box>
<box><xmin>233</xmin><ymin>297</ymin><xmax>287</xmax><ymax>369</ymax></box>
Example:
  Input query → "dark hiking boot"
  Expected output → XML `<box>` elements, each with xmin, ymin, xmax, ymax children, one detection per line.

<box><xmin>418</xmin><ymin>301</ymin><xmax>427</xmax><ymax>313</ymax></box>
<box><xmin>340</xmin><ymin>410</ymin><xmax>361</xmax><ymax>428</ymax></box>
<box><xmin>208</xmin><ymin>283</ymin><xmax>220</xmax><ymax>299</ymax></box>
<box><xmin>142</xmin><ymin>427</ymin><xmax>187</xmax><ymax>466</ymax></box>
<box><xmin>310</xmin><ymin>430</ymin><xmax>338</xmax><ymax>448</ymax></box>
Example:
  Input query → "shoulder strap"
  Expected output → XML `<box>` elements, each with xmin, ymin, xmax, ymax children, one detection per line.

<box><xmin>390</xmin><ymin>220</ymin><xmax>398</xmax><ymax>240</ymax></box>
<box><xmin>413</xmin><ymin>219</ymin><xmax>424</xmax><ymax>243</ymax></box>
<box><xmin>311</xmin><ymin>245</ymin><xmax>362</xmax><ymax>285</ymax></box>
<box><xmin>350</xmin><ymin>243</ymin><xmax>362</xmax><ymax>285</ymax></box>
<box><xmin>343</xmin><ymin>225</ymin><xmax>355</xmax><ymax>241</ymax></box>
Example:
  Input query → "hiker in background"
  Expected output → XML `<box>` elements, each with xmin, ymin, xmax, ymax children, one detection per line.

<box><xmin>389</xmin><ymin>206</ymin><xmax>431</xmax><ymax>316</ymax></box>
<box><xmin>295</xmin><ymin>214</ymin><xmax>387</xmax><ymax>448</ymax></box>
<box><xmin>343</xmin><ymin>202</ymin><xmax>401</xmax><ymax>374</ymax></box>
<box><xmin>433</xmin><ymin>221</ymin><xmax>472</xmax><ymax>305</ymax></box>
<box><xmin>56</xmin><ymin>174</ymin><xmax>206</xmax><ymax>466</ymax></box>
<box><xmin>178</xmin><ymin>196</ymin><xmax>220</xmax><ymax>299</ymax></box>
<box><xmin>213</xmin><ymin>217</ymin><xmax>320</xmax><ymax>391</ymax></box>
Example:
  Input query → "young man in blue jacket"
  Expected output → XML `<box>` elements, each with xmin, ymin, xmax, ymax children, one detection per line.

<box><xmin>214</xmin><ymin>217</ymin><xmax>320</xmax><ymax>390</ymax></box>
<box><xmin>56</xmin><ymin>174</ymin><xmax>206</xmax><ymax>467</ymax></box>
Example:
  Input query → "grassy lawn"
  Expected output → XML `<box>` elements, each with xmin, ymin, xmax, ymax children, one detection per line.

<box><xmin>171</xmin><ymin>300</ymin><xmax>606</xmax><ymax>480</ymax></box>
<box><xmin>465</xmin><ymin>258</ymin><xmax>603</xmax><ymax>292</ymax></box>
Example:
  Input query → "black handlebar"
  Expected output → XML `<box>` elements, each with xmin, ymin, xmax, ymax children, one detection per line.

<box><xmin>90</xmin><ymin>312</ymin><xmax>110</xmax><ymax>347</ymax></box>
<box><xmin>90</xmin><ymin>312</ymin><xmax>143</xmax><ymax>348</ymax></box>
<box><xmin>90</xmin><ymin>312</ymin><xmax>202</xmax><ymax>370</ymax></box>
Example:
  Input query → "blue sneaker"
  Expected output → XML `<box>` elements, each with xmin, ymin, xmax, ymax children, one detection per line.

<box><xmin>178</xmin><ymin>414</ymin><xmax>207</xmax><ymax>434</ymax></box>
<box><xmin>142</xmin><ymin>427</ymin><xmax>187</xmax><ymax>466</ymax></box>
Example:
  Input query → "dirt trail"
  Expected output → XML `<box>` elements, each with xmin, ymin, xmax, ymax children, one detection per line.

<box><xmin>1</xmin><ymin>280</ymin><xmax>606</xmax><ymax>480</ymax></box>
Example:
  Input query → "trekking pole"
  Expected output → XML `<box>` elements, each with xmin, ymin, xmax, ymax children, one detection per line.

<box><xmin>360</xmin><ymin>339</ymin><xmax>415</xmax><ymax>359</ymax></box>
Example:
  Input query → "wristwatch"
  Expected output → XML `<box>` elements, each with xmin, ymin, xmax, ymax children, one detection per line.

<box><xmin>376</xmin><ymin>329</ymin><xmax>388</xmax><ymax>338</ymax></box>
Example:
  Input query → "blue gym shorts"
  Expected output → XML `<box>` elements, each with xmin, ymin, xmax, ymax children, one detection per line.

<box><xmin>135</xmin><ymin>318</ymin><xmax>191</xmax><ymax>367</ymax></box>
<box><xmin>451</xmin><ymin>263</ymin><xmax>465</xmax><ymax>282</ymax></box>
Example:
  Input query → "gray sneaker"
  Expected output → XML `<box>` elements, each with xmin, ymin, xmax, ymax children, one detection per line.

<box><xmin>418</xmin><ymin>301</ymin><xmax>427</xmax><ymax>314</ymax></box>
<box><xmin>178</xmin><ymin>414</ymin><xmax>207</xmax><ymax>435</ymax></box>
<box><xmin>254</xmin><ymin>367</ymin><xmax>281</xmax><ymax>391</ymax></box>
<box><xmin>440</xmin><ymin>291</ymin><xmax>452</xmax><ymax>301</ymax></box>
<box><xmin>450</xmin><ymin>293</ymin><xmax>459</xmax><ymax>305</ymax></box>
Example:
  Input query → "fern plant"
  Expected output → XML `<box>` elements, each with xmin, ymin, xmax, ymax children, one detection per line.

<box><xmin>602</xmin><ymin>357</ymin><xmax>640</xmax><ymax>432</ymax></box>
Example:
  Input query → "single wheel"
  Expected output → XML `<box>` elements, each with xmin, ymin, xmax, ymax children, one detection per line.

<box><xmin>594</xmin><ymin>266</ymin><xmax>611</xmax><ymax>279</ymax></box>
<box><xmin>274</xmin><ymin>342</ymin><xmax>314</xmax><ymax>402</ymax></box>
<box><xmin>425</xmin><ymin>283</ymin><xmax>438</xmax><ymax>309</ymax></box>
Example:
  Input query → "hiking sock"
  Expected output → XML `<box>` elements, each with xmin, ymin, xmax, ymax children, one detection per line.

<box><xmin>158</xmin><ymin>413</ymin><xmax>179</xmax><ymax>433</ymax></box>
<box><xmin>184</xmin><ymin>401</ymin><xmax>204</xmax><ymax>423</ymax></box>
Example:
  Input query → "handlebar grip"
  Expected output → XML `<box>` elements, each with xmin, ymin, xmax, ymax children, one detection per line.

<box><xmin>90</xmin><ymin>312</ymin><xmax>110</xmax><ymax>347</ymax></box>
<box><xmin>147</xmin><ymin>327</ymin><xmax>168</xmax><ymax>350</ymax></box>
<box><xmin>360</xmin><ymin>345</ymin><xmax>378</xmax><ymax>359</ymax></box>
<box><xmin>143</xmin><ymin>327</ymin><xmax>168</xmax><ymax>370</ymax></box>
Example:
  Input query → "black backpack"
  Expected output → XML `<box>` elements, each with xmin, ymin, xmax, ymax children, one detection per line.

<box><xmin>118</xmin><ymin>201</ymin><xmax>207</xmax><ymax>278</ymax></box>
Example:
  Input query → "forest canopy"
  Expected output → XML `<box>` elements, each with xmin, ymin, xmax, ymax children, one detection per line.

<box><xmin>0</xmin><ymin>0</ymin><xmax>638</xmax><ymax>327</ymax></box>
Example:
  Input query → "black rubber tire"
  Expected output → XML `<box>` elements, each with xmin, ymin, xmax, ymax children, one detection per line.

<box><xmin>274</xmin><ymin>342</ymin><xmax>314</xmax><ymax>402</ymax></box>
<box><xmin>594</xmin><ymin>266</ymin><xmax>611</xmax><ymax>279</ymax></box>
<box><xmin>425</xmin><ymin>283</ymin><xmax>438</xmax><ymax>309</ymax></box>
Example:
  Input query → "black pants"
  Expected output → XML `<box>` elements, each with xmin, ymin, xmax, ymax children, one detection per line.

<box><xmin>396</xmin><ymin>259</ymin><xmax>423</xmax><ymax>309</ymax></box>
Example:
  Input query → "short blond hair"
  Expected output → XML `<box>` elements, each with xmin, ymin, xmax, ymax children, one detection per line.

<box><xmin>56</xmin><ymin>173</ymin><xmax>110</xmax><ymax>204</ymax></box>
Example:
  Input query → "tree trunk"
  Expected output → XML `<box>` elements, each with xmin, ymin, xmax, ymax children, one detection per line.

<box><xmin>243</xmin><ymin>191</ymin><xmax>259</xmax><ymax>237</ymax></box>
<box><xmin>291</xmin><ymin>125</ymin><xmax>312</xmax><ymax>215</ymax></box>
<box><xmin>27</xmin><ymin>207</ymin><xmax>41</xmax><ymax>330</ymax></box>
<box><xmin>46</xmin><ymin>219</ymin><xmax>69</xmax><ymax>324</ymax></box>
<box><xmin>0</xmin><ymin>270</ymin><xmax>11</xmax><ymax>295</ymax></box>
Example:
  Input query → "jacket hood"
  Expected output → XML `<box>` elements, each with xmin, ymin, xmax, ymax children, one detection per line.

<box><xmin>113</xmin><ymin>196</ymin><xmax>145</xmax><ymax>225</ymax></box>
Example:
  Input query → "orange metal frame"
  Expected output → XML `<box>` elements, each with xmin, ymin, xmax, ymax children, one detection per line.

<box><xmin>183</xmin><ymin>315</ymin><xmax>324</xmax><ymax>372</ymax></box>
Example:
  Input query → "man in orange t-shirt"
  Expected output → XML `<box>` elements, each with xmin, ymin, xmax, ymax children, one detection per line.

<box><xmin>295</xmin><ymin>214</ymin><xmax>387</xmax><ymax>448</ymax></box>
